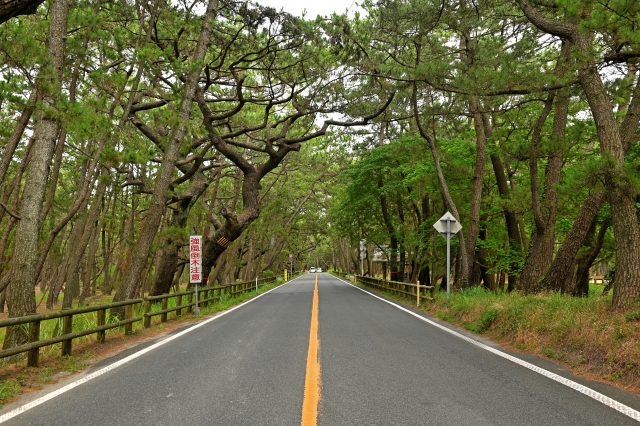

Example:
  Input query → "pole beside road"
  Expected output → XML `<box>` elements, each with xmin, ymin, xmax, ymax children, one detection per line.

<box><xmin>433</xmin><ymin>212</ymin><xmax>462</xmax><ymax>301</ymax></box>
<box><xmin>190</xmin><ymin>235</ymin><xmax>202</xmax><ymax>314</ymax></box>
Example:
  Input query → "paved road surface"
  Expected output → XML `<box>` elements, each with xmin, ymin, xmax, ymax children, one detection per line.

<box><xmin>2</xmin><ymin>273</ymin><xmax>640</xmax><ymax>425</ymax></box>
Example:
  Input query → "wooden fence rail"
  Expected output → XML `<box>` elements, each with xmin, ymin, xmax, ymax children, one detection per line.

<box><xmin>0</xmin><ymin>276</ymin><xmax>280</xmax><ymax>367</ymax></box>
<box><xmin>354</xmin><ymin>275</ymin><xmax>435</xmax><ymax>303</ymax></box>
<box><xmin>331</xmin><ymin>271</ymin><xmax>350</xmax><ymax>281</ymax></box>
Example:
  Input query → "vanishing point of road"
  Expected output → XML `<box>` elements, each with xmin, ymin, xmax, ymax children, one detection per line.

<box><xmin>2</xmin><ymin>273</ymin><xmax>640</xmax><ymax>425</ymax></box>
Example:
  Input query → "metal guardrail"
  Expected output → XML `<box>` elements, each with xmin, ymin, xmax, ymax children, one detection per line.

<box><xmin>0</xmin><ymin>276</ymin><xmax>280</xmax><ymax>367</ymax></box>
<box><xmin>354</xmin><ymin>275</ymin><xmax>435</xmax><ymax>303</ymax></box>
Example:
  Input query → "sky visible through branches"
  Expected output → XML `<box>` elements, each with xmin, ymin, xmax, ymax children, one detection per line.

<box><xmin>255</xmin><ymin>0</ymin><xmax>360</xmax><ymax>18</ymax></box>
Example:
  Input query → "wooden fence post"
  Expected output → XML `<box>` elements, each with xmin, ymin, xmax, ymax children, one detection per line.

<box><xmin>97</xmin><ymin>309</ymin><xmax>106</xmax><ymax>343</ymax></box>
<box><xmin>161</xmin><ymin>298</ymin><xmax>168</xmax><ymax>322</ymax></box>
<box><xmin>62</xmin><ymin>314</ymin><xmax>73</xmax><ymax>356</ymax></box>
<box><xmin>144</xmin><ymin>300</ymin><xmax>152</xmax><ymax>328</ymax></box>
<box><xmin>176</xmin><ymin>294</ymin><xmax>182</xmax><ymax>317</ymax></box>
<box><xmin>28</xmin><ymin>319</ymin><xmax>40</xmax><ymax>367</ymax></box>
<box><xmin>124</xmin><ymin>304</ymin><xmax>133</xmax><ymax>335</ymax></box>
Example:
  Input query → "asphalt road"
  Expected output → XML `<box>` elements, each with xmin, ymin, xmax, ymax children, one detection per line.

<box><xmin>2</xmin><ymin>273</ymin><xmax>640</xmax><ymax>425</ymax></box>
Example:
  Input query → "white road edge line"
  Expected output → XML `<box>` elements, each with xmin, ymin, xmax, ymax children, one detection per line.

<box><xmin>0</xmin><ymin>277</ymin><xmax>305</xmax><ymax>423</ymax></box>
<box><xmin>337</xmin><ymin>276</ymin><xmax>640</xmax><ymax>422</ymax></box>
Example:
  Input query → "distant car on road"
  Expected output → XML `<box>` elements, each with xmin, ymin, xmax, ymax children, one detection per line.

<box><xmin>317</xmin><ymin>267</ymin><xmax>322</xmax><ymax>273</ymax></box>
<box><xmin>309</xmin><ymin>267</ymin><xmax>316</xmax><ymax>273</ymax></box>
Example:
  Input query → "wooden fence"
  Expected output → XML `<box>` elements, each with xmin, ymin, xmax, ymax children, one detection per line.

<box><xmin>353</xmin><ymin>275</ymin><xmax>435</xmax><ymax>303</ymax></box>
<box><xmin>331</xmin><ymin>271</ymin><xmax>350</xmax><ymax>281</ymax></box>
<box><xmin>0</xmin><ymin>276</ymin><xmax>279</xmax><ymax>367</ymax></box>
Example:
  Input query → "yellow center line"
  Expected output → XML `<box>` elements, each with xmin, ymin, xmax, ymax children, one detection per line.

<box><xmin>301</xmin><ymin>274</ymin><xmax>320</xmax><ymax>426</ymax></box>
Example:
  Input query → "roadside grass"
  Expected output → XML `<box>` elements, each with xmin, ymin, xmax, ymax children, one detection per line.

<box><xmin>353</xmin><ymin>280</ymin><xmax>640</xmax><ymax>395</ymax></box>
<box><xmin>0</xmin><ymin>278</ymin><xmax>285</xmax><ymax>408</ymax></box>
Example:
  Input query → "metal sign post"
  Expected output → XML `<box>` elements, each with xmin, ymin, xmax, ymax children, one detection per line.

<box><xmin>289</xmin><ymin>253</ymin><xmax>293</xmax><ymax>278</ymax></box>
<box><xmin>433</xmin><ymin>212</ymin><xmax>462</xmax><ymax>301</ymax></box>
<box><xmin>194</xmin><ymin>283</ymin><xmax>200</xmax><ymax>315</ymax></box>
<box><xmin>359</xmin><ymin>239</ymin><xmax>366</xmax><ymax>276</ymax></box>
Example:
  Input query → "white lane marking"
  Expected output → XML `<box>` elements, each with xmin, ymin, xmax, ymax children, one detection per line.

<box><xmin>0</xmin><ymin>277</ymin><xmax>305</xmax><ymax>423</ymax></box>
<box><xmin>333</xmin><ymin>276</ymin><xmax>640</xmax><ymax>422</ymax></box>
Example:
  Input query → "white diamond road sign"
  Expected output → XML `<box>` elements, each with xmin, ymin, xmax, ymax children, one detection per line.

<box><xmin>432</xmin><ymin>212</ymin><xmax>461</xmax><ymax>301</ymax></box>
<box><xmin>433</xmin><ymin>212</ymin><xmax>462</xmax><ymax>238</ymax></box>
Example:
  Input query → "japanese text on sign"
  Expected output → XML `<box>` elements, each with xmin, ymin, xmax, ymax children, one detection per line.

<box><xmin>190</xmin><ymin>235</ymin><xmax>202</xmax><ymax>283</ymax></box>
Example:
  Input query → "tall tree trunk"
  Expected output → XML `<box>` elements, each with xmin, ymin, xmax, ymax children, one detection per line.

<box><xmin>61</xmin><ymin>213</ymin><xmax>87</xmax><ymax>308</ymax></box>
<box><xmin>101</xmin><ymin>186</ymin><xmax>119</xmax><ymax>295</ymax></box>
<box><xmin>0</xmin><ymin>89</ymin><xmax>37</xmax><ymax>193</ymax></box>
<box><xmin>379</xmin><ymin>177</ymin><xmax>399</xmax><ymax>281</ymax></box>
<box><xmin>484</xmin><ymin>111</ymin><xmax>522</xmax><ymax>291</ymax></box>
<box><xmin>539</xmin><ymin>189</ymin><xmax>606</xmax><ymax>290</ymax></box>
<box><xmin>571</xmin><ymin>220</ymin><xmax>610</xmax><ymax>297</ymax></box>
<box><xmin>85</xmin><ymin>192</ymin><xmax>110</xmax><ymax>298</ymax></box>
<box><xmin>540</xmin><ymin>62</ymin><xmax>640</xmax><ymax>291</ymax></box>
<box><xmin>4</xmin><ymin>0</ymin><xmax>70</xmax><ymax>350</ymax></box>
<box><xmin>456</xmin><ymin>23</ymin><xmax>489</xmax><ymax>287</ymax></box>
<box><xmin>0</xmin><ymin>133</ymin><xmax>37</xmax><ymax>296</ymax></box>
<box><xmin>465</xmin><ymin>95</ymin><xmax>487</xmax><ymax>286</ymax></box>
<box><xmin>577</xmin><ymin>49</ymin><xmax>640</xmax><ymax>307</ymax></box>
<box><xmin>113</xmin><ymin>0</ymin><xmax>219</xmax><ymax>305</ymax></box>
<box><xmin>517</xmin><ymin>42</ymin><xmax>571</xmax><ymax>292</ymax></box>
<box><xmin>196</xmin><ymin>120</ymin><xmax>296</xmax><ymax>280</ymax></box>
<box><xmin>518</xmin><ymin>0</ymin><xmax>640</xmax><ymax>307</ymax></box>
<box><xmin>150</xmin><ymin>173</ymin><xmax>207</xmax><ymax>295</ymax></box>
<box><xmin>412</xmin><ymin>83</ymin><xmax>469</xmax><ymax>287</ymax></box>
<box><xmin>539</xmin><ymin>63</ymin><xmax>640</xmax><ymax>289</ymax></box>
<box><xmin>0</xmin><ymin>288</ymin><xmax>5</xmax><ymax>314</ymax></box>
<box><xmin>64</xmin><ymin>175</ymin><xmax>107</xmax><ymax>306</ymax></box>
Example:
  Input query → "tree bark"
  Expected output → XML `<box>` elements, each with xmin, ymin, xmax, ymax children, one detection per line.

<box><xmin>465</xmin><ymin>95</ymin><xmax>487</xmax><ymax>286</ymax></box>
<box><xmin>541</xmin><ymin>63</ymin><xmax>640</xmax><ymax>291</ymax></box>
<box><xmin>0</xmin><ymin>0</ymin><xmax>44</xmax><ymax>24</ymax></box>
<box><xmin>150</xmin><ymin>172</ymin><xmax>208</xmax><ymax>295</ymax></box>
<box><xmin>0</xmin><ymin>89</ymin><xmax>37</xmax><ymax>194</ymax></box>
<box><xmin>486</xmin><ymin>125</ymin><xmax>522</xmax><ymax>290</ymax></box>
<box><xmin>0</xmin><ymin>133</ymin><xmax>35</xmax><ymax>298</ymax></box>
<box><xmin>379</xmin><ymin>177</ymin><xmax>399</xmax><ymax>281</ymax></box>
<box><xmin>63</xmin><ymin>175</ymin><xmax>107</xmax><ymax>307</ymax></box>
<box><xmin>460</xmin><ymin>25</ymin><xmax>488</xmax><ymax>286</ymax></box>
<box><xmin>571</xmin><ymin>219</ymin><xmax>610</xmax><ymax>297</ymax></box>
<box><xmin>539</xmin><ymin>189</ymin><xmax>606</xmax><ymax>291</ymax></box>
<box><xmin>412</xmin><ymin>83</ymin><xmax>469</xmax><ymax>287</ymax></box>
<box><xmin>113</xmin><ymin>0</ymin><xmax>219</xmax><ymax>306</ymax></box>
<box><xmin>579</xmin><ymin>67</ymin><xmax>640</xmax><ymax>307</ymax></box>
<box><xmin>517</xmin><ymin>41</ymin><xmax>571</xmax><ymax>292</ymax></box>
<box><xmin>4</xmin><ymin>0</ymin><xmax>70</xmax><ymax>350</ymax></box>
<box><xmin>518</xmin><ymin>0</ymin><xmax>640</xmax><ymax>307</ymax></box>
